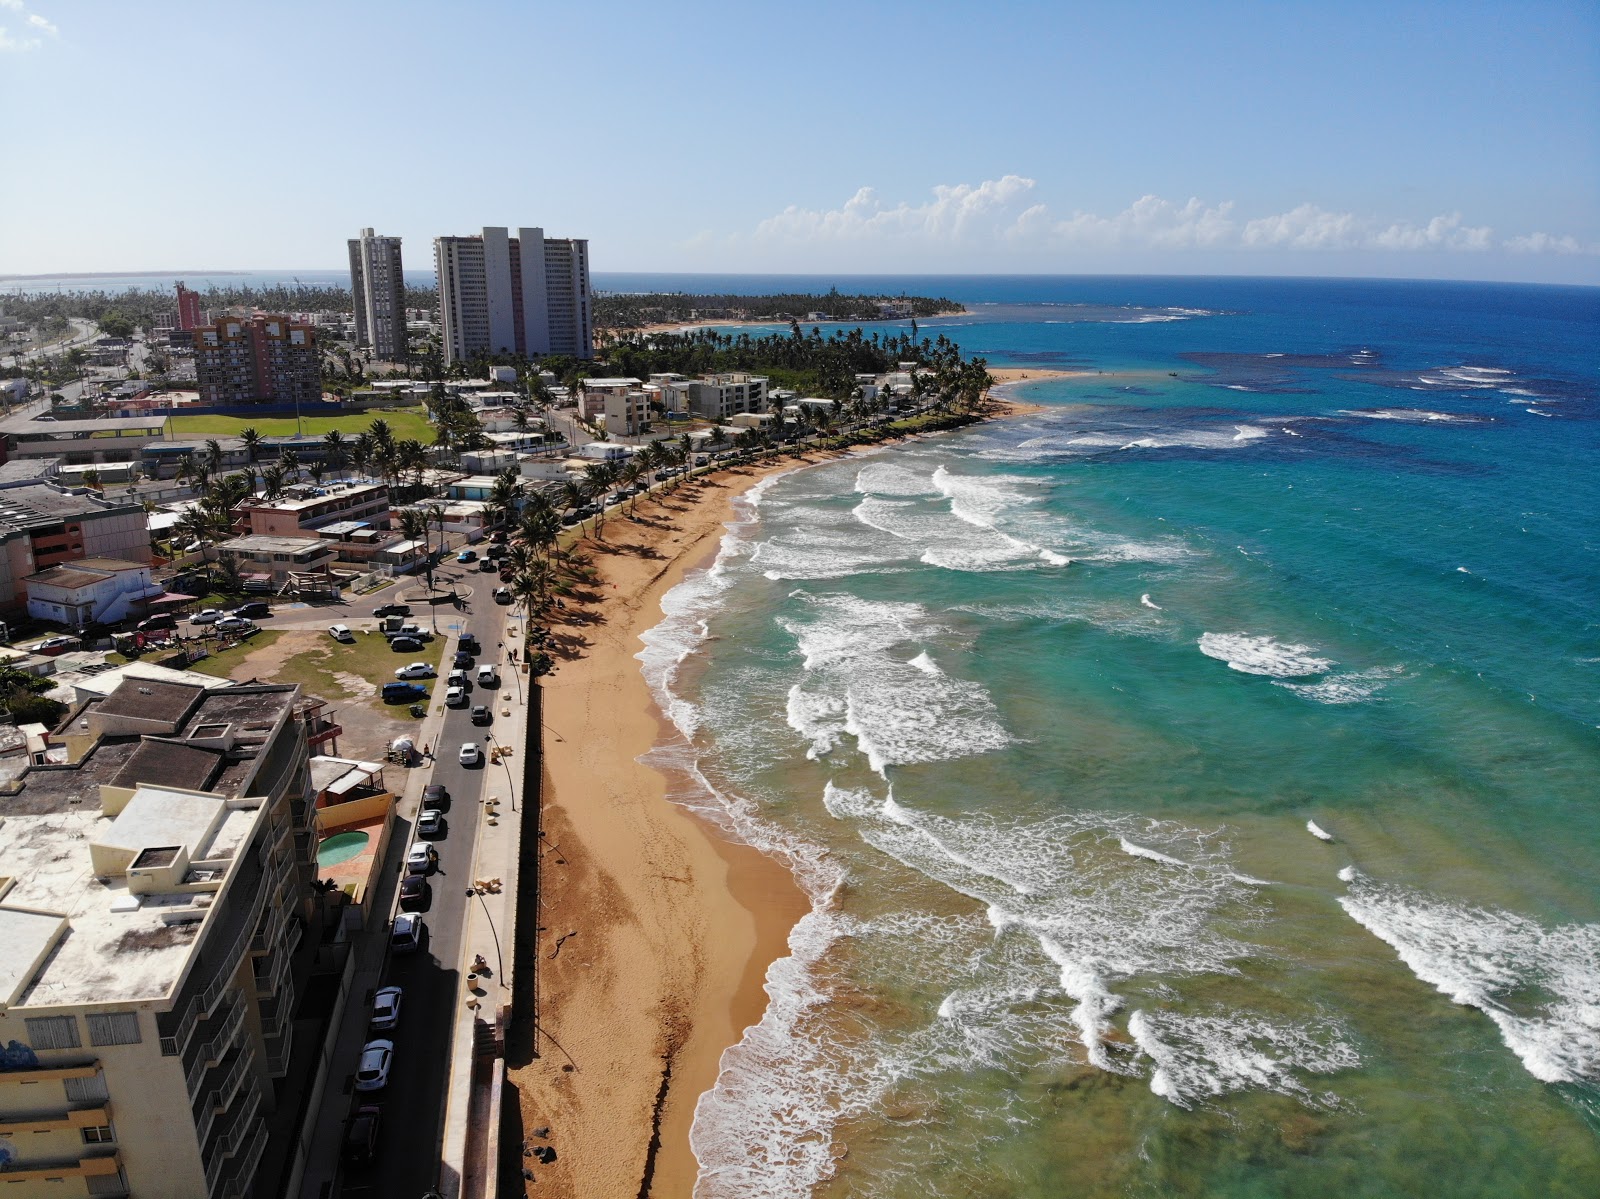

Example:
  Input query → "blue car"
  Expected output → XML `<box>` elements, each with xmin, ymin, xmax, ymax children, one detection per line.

<box><xmin>456</xmin><ymin>549</ymin><xmax>476</xmax><ymax>563</ymax></box>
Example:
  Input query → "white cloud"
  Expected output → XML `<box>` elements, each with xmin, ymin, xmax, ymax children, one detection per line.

<box><xmin>0</xmin><ymin>1</ymin><xmax>57</xmax><ymax>51</ymax></box>
<box><xmin>751</xmin><ymin>178</ymin><xmax>1592</xmax><ymax>261</ymax></box>
<box><xmin>1504</xmin><ymin>231</ymin><xmax>1597</xmax><ymax>256</ymax></box>
<box><xmin>755</xmin><ymin>175</ymin><xmax>1038</xmax><ymax>243</ymax></box>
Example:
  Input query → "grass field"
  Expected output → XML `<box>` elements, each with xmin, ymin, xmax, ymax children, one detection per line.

<box><xmin>185</xmin><ymin>630</ymin><xmax>287</xmax><ymax>678</ymax></box>
<box><xmin>166</xmin><ymin>406</ymin><xmax>434</xmax><ymax>442</ymax></box>
<box><xmin>265</xmin><ymin>626</ymin><xmax>450</xmax><ymax>725</ymax></box>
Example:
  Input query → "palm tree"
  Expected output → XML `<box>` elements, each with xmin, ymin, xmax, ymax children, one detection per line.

<box><xmin>487</xmin><ymin>468</ymin><xmax>524</xmax><ymax>530</ymax></box>
<box><xmin>260</xmin><ymin>463</ymin><xmax>288</xmax><ymax>503</ymax></box>
<box><xmin>322</xmin><ymin>430</ymin><xmax>348</xmax><ymax>479</ymax></box>
<box><xmin>205</xmin><ymin>439</ymin><xmax>225</xmax><ymax>477</ymax></box>
<box><xmin>350</xmin><ymin>432</ymin><xmax>373</xmax><ymax>482</ymax></box>
<box><xmin>280</xmin><ymin>449</ymin><xmax>301</xmax><ymax>484</ymax></box>
<box><xmin>240</xmin><ymin>427</ymin><xmax>263</xmax><ymax>480</ymax></box>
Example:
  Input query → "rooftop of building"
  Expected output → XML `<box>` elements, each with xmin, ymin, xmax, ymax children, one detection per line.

<box><xmin>0</xmin><ymin>783</ymin><xmax>265</xmax><ymax>1009</ymax></box>
<box><xmin>218</xmin><ymin>533</ymin><xmax>337</xmax><ymax>555</ymax></box>
<box><xmin>26</xmin><ymin>565</ymin><xmax>115</xmax><ymax>589</ymax></box>
<box><xmin>239</xmin><ymin>481</ymin><xmax>388</xmax><ymax>514</ymax></box>
<box><xmin>96</xmin><ymin>678</ymin><xmax>206</xmax><ymax>725</ymax></box>
<box><xmin>0</xmin><ymin>485</ymin><xmax>134</xmax><ymax>532</ymax></box>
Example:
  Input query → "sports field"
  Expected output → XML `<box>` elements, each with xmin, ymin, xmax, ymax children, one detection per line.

<box><xmin>166</xmin><ymin>406</ymin><xmax>433</xmax><ymax>442</ymax></box>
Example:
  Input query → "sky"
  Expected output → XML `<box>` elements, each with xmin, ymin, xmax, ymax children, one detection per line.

<box><xmin>1</xmin><ymin>0</ymin><xmax>1597</xmax><ymax>284</ymax></box>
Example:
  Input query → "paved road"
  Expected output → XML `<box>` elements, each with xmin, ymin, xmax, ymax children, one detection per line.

<box><xmin>328</xmin><ymin>565</ymin><xmax>518</xmax><ymax>1198</ymax></box>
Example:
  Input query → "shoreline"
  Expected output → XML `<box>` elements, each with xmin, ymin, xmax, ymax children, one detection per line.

<box><xmin>508</xmin><ymin>404</ymin><xmax>1031</xmax><ymax>1197</ymax></box>
<box><xmin>597</xmin><ymin>306</ymin><xmax>969</xmax><ymax>338</ymax></box>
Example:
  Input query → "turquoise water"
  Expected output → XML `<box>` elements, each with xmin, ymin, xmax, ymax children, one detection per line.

<box><xmin>635</xmin><ymin>278</ymin><xmax>1600</xmax><ymax>1197</ymax></box>
<box><xmin>315</xmin><ymin>829</ymin><xmax>371</xmax><ymax>866</ymax></box>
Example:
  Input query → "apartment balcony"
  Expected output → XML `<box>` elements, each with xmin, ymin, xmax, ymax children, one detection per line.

<box><xmin>183</xmin><ymin>993</ymin><xmax>246</xmax><ymax>1098</ymax></box>
<box><xmin>0</xmin><ymin>1150</ymin><xmax>123</xmax><ymax>1194</ymax></box>
<box><xmin>249</xmin><ymin>896</ymin><xmax>290</xmax><ymax>955</ymax></box>
<box><xmin>257</xmin><ymin>979</ymin><xmax>295</xmax><ymax>1044</ymax></box>
<box><xmin>159</xmin><ymin>854</ymin><xmax>269</xmax><ymax>1056</ymax></box>
<box><xmin>202</xmin><ymin>1089</ymin><xmax>262</xmax><ymax>1197</ymax></box>
<box><xmin>251</xmin><ymin>927</ymin><xmax>297</xmax><ymax>999</ymax></box>
<box><xmin>263</xmin><ymin>1023</ymin><xmax>295</xmax><ymax>1077</ymax></box>
<box><xmin>191</xmin><ymin>1046</ymin><xmax>256</xmax><ymax>1148</ymax></box>
<box><xmin>213</xmin><ymin>1119</ymin><xmax>268</xmax><ymax>1199</ymax></box>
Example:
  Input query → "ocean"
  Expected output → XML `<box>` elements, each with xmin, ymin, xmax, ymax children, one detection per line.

<box><xmin>630</xmin><ymin>277</ymin><xmax>1600</xmax><ymax>1198</ymax></box>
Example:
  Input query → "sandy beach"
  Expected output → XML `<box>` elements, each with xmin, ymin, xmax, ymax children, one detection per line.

<box><xmin>508</xmin><ymin>404</ymin><xmax>1030</xmax><ymax>1197</ymax></box>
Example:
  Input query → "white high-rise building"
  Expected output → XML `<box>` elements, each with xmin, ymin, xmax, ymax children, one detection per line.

<box><xmin>347</xmin><ymin>228</ymin><xmax>407</xmax><ymax>361</ymax></box>
<box><xmin>434</xmin><ymin>227</ymin><xmax>592</xmax><ymax>364</ymax></box>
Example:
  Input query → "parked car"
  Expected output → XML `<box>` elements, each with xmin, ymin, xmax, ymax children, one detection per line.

<box><xmin>452</xmin><ymin>650</ymin><xmax>473</xmax><ymax>670</ymax></box>
<box><xmin>381</xmin><ymin>681</ymin><xmax>428</xmax><ymax>703</ymax></box>
<box><xmin>405</xmin><ymin>842</ymin><xmax>437</xmax><ymax>875</ymax></box>
<box><xmin>476</xmin><ymin>665</ymin><xmax>499</xmax><ymax>687</ymax></box>
<box><xmin>493</xmin><ymin>587</ymin><xmax>512</xmax><ymax>605</ymax></box>
<box><xmin>478</xmin><ymin>557</ymin><xmax>497</xmax><ymax>572</ymax></box>
<box><xmin>214</xmin><ymin>617</ymin><xmax>254</xmax><ymax>635</ymax></box>
<box><xmin>422</xmin><ymin>783</ymin><xmax>450</xmax><ymax>809</ymax></box>
<box><xmin>136</xmin><ymin>614</ymin><xmax>176</xmax><ymax>632</ymax></box>
<box><xmin>354</xmin><ymin>1041</ymin><xmax>393</xmax><ymax>1092</ymax></box>
<box><xmin>456</xmin><ymin>549</ymin><xmax>477</xmax><ymax>563</ymax></box>
<box><xmin>394</xmin><ymin>662</ymin><xmax>436</xmax><ymax>680</ymax></box>
<box><xmin>459</xmin><ymin>742</ymin><xmax>483</xmax><ymax>767</ymax></box>
<box><xmin>373</xmin><ymin>603</ymin><xmax>411</xmax><ymax>618</ymax></box>
<box><xmin>447</xmin><ymin>668</ymin><xmax>468</xmax><ymax>688</ymax></box>
<box><xmin>189</xmin><ymin>608</ymin><xmax>223</xmax><ymax>625</ymax></box>
<box><xmin>398</xmin><ymin>873</ymin><xmax>428</xmax><ymax>910</ymax></box>
<box><xmin>417</xmin><ymin>808</ymin><xmax>444</xmax><ymax>836</ymax></box>
<box><xmin>231</xmin><ymin>601</ymin><xmax>271</xmax><ymax>620</ymax></box>
<box><xmin>343</xmin><ymin>1105</ymin><xmax>382</xmax><ymax>1165</ymax></box>
<box><xmin>370</xmin><ymin>986</ymin><xmax>403</xmax><ymax>1031</ymax></box>
<box><xmin>471</xmin><ymin>705</ymin><xmax>492</xmax><ymax>726</ymax></box>
<box><xmin>329</xmin><ymin>624</ymin><xmax>355</xmax><ymax>643</ymax></box>
<box><xmin>444</xmin><ymin>685</ymin><xmax>467</xmax><ymax>707</ymax></box>
<box><xmin>391</xmin><ymin>636</ymin><xmax>424</xmax><ymax>653</ymax></box>
<box><xmin>459</xmin><ymin>633</ymin><xmax>481</xmax><ymax>655</ymax></box>
<box><xmin>390</xmin><ymin>911</ymin><xmax>422</xmax><ymax>953</ymax></box>
<box><xmin>34</xmin><ymin>635</ymin><xmax>79</xmax><ymax>656</ymax></box>
<box><xmin>392</xmin><ymin>623</ymin><xmax>433</xmax><ymax>642</ymax></box>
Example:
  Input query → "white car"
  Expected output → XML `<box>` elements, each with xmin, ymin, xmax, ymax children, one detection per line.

<box><xmin>370</xmin><ymin>986</ymin><xmax>403</xmax><ymax>1031</ymax></box>
<box><xmin>390</xmin><ymin>911</ymin><xmax>422</xmax><ymax>954</ymax></box>
<box><xmin>328</xmin><ymin>624</ymin><xmax>354</xmax><ymax>642</ymax></box>
<box><xmin>417</xmin><ymin>808</ymin><xmax>443</xmax><ymax>836</ymax></box>
<box><xmin>446</xmin><ymin>669</ymin><xmax>469</xmax><ymax>690</ymax></box>
<box><xmin>354</xmin><ymin>1040</ymin><xmax>393</xmax><ymax>1092</ymax></box>
<box><xmin>458</xmin><ymin>742</ymin><xmax>483</xmax><ymax>767</ymax></box>
<box><xmin>214</xmin><ymin>616</ymin><xmax>254</xmax><ymax>634</ymax></box>
<box><xmin>476</xmin><ymin>665</ymin><xmax>499</xmax><ymax>688</ymax></box>
<box><xmin>394</xmin><ymin>663</ymin><xmax>436</xmax><ymax>680</ymax></box>
<box><xmin>189</xmin><ymin>608</ymin><xmax>222</xmax><ymax>625</ymax></box>
<box><xmin>405</xmin><ymin>842</ymin><xmax>437</xmax><ymax>875</ymax></box>
<box><xmin>444</xmin><ymin>685</ymin><xmax>466</xmax><ymax>707</ymax></box>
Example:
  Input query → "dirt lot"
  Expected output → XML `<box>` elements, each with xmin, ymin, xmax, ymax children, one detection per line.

<box><xmin>224</xmin><ymin>626</ymin><xmax>449</xmax><ymax>762</ymax></box>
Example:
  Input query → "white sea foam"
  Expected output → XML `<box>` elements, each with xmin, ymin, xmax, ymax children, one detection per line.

<box><xmin>1198</xmin><ymin>632</ymin><xmax>1335</xmax><ymax>678</ymax></box>
<box><xmin>1128</xmin><ymin>1008</ymin><xmax>1358</xmax><ymax>1108</ymax></box>
<box><xmin>1276</xmin><ymin>665</ymin><xmax>1405</xmax><ymax>705</ymax></box>
<box><xmin>1337</xmin><ymin>408</ymin><xmax>1476</xmax><ymax>423</ymax></box>
<box><xmin>1119</xmin><ymin>838</ymin><xmax>1189</xmax><ymax>866</ymax></box>
<box><xmin>781</xmin><ymin>596</ymin><xmax>1012</xmax><ymax>774</ymax></box>
<box><xmin>1307</xmin><ymin>820</ymin><xmax>1335</xmax><ymax>842</ymax></box>
<box><xmin>1339</xmin><ymin>870</ymin><xmax>1600</xmax><ymax>1085</ymax></box>
<box><xmin>1141</xmin><ymin>593</ymin><xmax>1162</xmax><ymax>610</ymax></box>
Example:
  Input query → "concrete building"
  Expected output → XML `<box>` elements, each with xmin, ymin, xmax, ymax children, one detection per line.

<box><xmin>433</xmin><ymin>226</ymin><xmax>592</xmax><ymax>365</ymax></box>
<box><xmin>0</xmin><ymin>486</ymin><xmax>151</xmax><ymax>612</ymax></box>
<box><xmin>25</xmin><ymin>559</ymin><xmax>163</xmax><ymax>628</ymax></box>
<box><xmin>0</xmin><ymin>677</ymin><xmax>320</xmax><ymax>1199</ymax></box>
<box><xmin>193</xmin><ymin>315</ymin><xmax>320</xmax><ymax>407</ymax></box>
<box><xmin>213</xmin><ymin>535</ymin><xmax>336</xmax><ymax>586</ymax></box>
<box><xmin>347</xmin><ymin>229</ymin><xmax>406</xmax><ymax>362</ymax></box>
<box><xmin>686</xmin><ymin>373</ymin><xmax>769</xmax><ymax>422</ymax></box>
<box><xmin>233</xmin><ymin>483</ymin><xmax>390</xmax><ymax>540</ymax></box>
<box><xmin>603</xmin><ymin>390</ymin><xmax>648</xmax><ymax>436</ymax></box>
<box><xmin>175</xmin><ymin>282</ymin><xmax>203</xmax><ymax>332</ymax></box>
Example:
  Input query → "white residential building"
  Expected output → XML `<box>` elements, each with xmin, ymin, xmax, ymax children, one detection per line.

<box><xmin>25</xmin><ymin>558</ymin><xmax>163</xmax><ymax>627</ymax></box>
<box><xmin>434</xmin><ymin>226</ymin><xmax>593</xmax><ymax>365</ymax></box>
<box><xmin>686</xmin><ymin>374</ymin><xmax>769</xmax><ymax>422</ymax></box>
<box><xmin>347</xmin><ymin>228</ymin><xmax>407</xmax><ymax>361</ymax></box>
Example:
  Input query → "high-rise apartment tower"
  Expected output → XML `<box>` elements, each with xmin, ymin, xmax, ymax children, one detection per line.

<box><xmin>346</xmin><ymin>229</ymin><xmax>406</xmax><ymax>362</ymax></box>
<box><xmin>175</xmin><ymin>282</ymin><xmax>203</xmax><ymax>332</ymax></box>
<box><xmin>433</xmin><ymin>227</ymin><xmax>592</xmax><ymax>364</ymax></box>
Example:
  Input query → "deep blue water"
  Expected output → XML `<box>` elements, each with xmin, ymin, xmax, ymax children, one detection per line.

<box><xmin>622</xmin><ymin>276</ymin><xmax>1600</xmax><ymax>1198</ymax></box>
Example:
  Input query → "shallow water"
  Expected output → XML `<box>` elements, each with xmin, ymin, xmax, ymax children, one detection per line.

<box><xmin>638</xmin><ymin>278</ymin><xmax>1600</xmax><ymax>1198</ymax></box>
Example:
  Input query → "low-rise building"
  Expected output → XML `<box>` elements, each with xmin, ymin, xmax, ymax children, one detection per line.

<box><xmin>0</xmin><ymin>486</ymin><xmax>152</xmax><ymax>612</ymax></box>
<box><xmin>579</xmin><ymin>378</ymin><xmax>641</xmax><ymax>422</ymax></box>
<box><xmin>0</xmin><ymin>677</ymin><xmax>320</xmax><ymax>1199</ymax></box>
<box><xmin>25</xmin><ymin>558</ymin><xmax>164</xmax><ymax>628</ymax></box>
<box><xmin>233</xmin><ymin>483</ymin><xmax>390</xmax><ymax>540</ymax></box>
<box><xmin>602</xmin><ymin>389</ymin><xmax>648</xmax><ymax>436</ymax></box>
<box><xmin>213</xmin><ymin>535</ymin><xmax>336</xmax><ymax>586</ymax></box>
<box><xmin>686</xmin><ymin>373</ymin><xmax>768</xmax><ymax>422</ymax></box>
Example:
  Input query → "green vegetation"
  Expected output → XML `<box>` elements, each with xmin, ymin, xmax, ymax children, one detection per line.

<box><xmin>0</xmin><ymin>283</ymin><xmax>435</xmax><ymax>332</ymax></box>
<box><xmin>167</xmin><ymin>407</ymin><xmax>433</xmax><ymax>441</ymax></box>
<box><xmin>184</xmin><ymin>630</ymin><xmax>287</xmax><ymax>679</ymax></box>
<box><xmin>593</xmin><ymin>288</ymin><xmax>961</xmax><ymax>330</ymax></box>
<box><xmin>268</xmin><ymin>626</ymin><xmax>450</xmax><ymax>710</ymax></box>
<box><xmin>598</xmin><ymin>324</ymin><xmax>970</xmax><ymax>398</ymax></box>
<box><xmin>0</xmin><ymin>665</ymin><xmax>67</xmax><ymax>727</ymax></box>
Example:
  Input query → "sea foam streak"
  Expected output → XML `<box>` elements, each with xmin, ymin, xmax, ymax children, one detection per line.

<box><xmin>1198</xmin><ymin>632</ymin><xmax>1335</xmax><ymax>677</ymax></box>
<box><xmin>1339</xmin><ymin>870</ymin><xmax>1600</xmax><ymax>1085</ymax></box>
<box><xmin>1307</xmin><ymin>820</ymin><xmax>1335</xmax><ymax>842</ymax></box>
<box><xmin>1128</xmin><ymin>1008</ymin><xmax>1358</xmax><ymax>1108</ymax></box>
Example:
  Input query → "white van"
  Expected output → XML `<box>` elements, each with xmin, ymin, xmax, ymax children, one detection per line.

<box><xmin>476</xmin><ymin>665</ymin><xmax>499</xmax><ymax>688</ymax></box>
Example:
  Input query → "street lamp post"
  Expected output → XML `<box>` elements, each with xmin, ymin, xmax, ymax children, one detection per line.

<box><xmin>484</xmin><ymin>733</ymin><xmax>516</xmax><ymax>810</ymax></box>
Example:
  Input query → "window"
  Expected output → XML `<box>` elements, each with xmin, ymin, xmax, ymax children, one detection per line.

<box><xmin>87</xmin><ymin>1012</ymin><xmax>141</xmax><ymax>1047</ymax></box>
<box><xmin>24</xmin><ymin>1015</ymin><xmax>80</xmax><ymax>1050</ymax></box>
<box><xmin>81</xmin><ymin>1125</ymin><xmax>115</xmax><ymax>1145</ymax></box>
<box><xmin>63</xmin><ymin>1072</ymin><xmax>109</xmax><ymax>1103</ymax></box>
